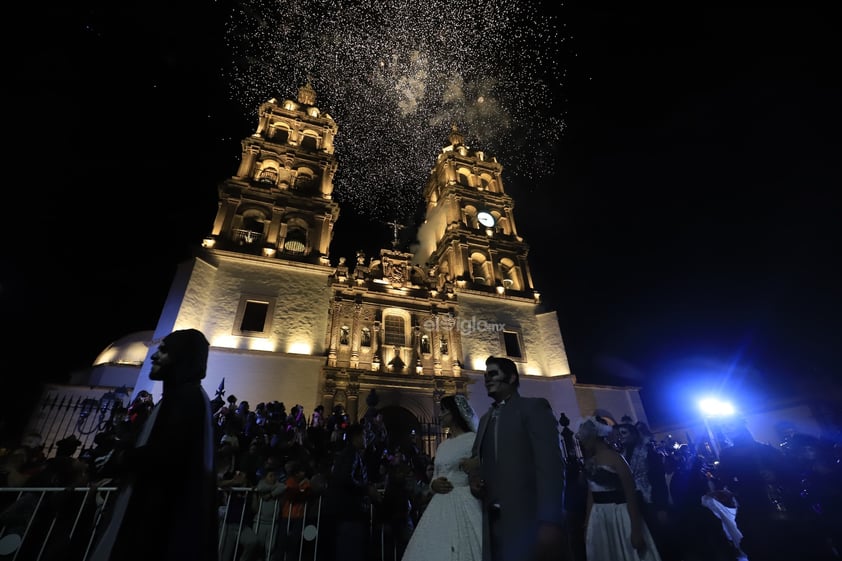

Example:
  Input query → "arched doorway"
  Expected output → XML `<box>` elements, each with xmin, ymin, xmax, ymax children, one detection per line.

<box><xmin>379</xmin><ymin>405</ymin><xmax>420</xmax><ymax>448</ymax></box>
<box><xmin>379</xmin><ymin>405</ymin><xmax>441</xmax><ymax>459</ymax></box>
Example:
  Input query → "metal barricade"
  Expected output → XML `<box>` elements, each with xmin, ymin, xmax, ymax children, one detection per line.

<box><xmin>0</xmin><ymin>485</ymin><xmax>118</xmax><ymax>561</ymax></box>
<box><xmin>0</xmin><ymin>486</ymin><xmax>328</xmax><ymax>561</ymax></box>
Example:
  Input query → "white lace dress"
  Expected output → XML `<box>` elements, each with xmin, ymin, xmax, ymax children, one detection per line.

<box><xmin>401</xmin><ymin>431</ymin><xmax>482</xmax><ymax>561</ymax></box>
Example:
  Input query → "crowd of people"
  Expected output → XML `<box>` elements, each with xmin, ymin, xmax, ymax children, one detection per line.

<box><xmin>1</xmin><ymin>330</ymin><xmax>841</xmax><ymax>561</ymax></box>
<box><xmin>561</xmin><ymin>413</ymin><xmax>842</xmax><ymax>561</ymax></box>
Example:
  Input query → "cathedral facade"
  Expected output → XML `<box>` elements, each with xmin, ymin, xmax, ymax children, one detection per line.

<box><xmin>81</xmin><ymin>83</ymin><xmax>650</xmax><ymax>453</ymax></box>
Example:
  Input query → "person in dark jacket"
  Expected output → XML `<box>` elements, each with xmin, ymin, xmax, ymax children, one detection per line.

<box><xmin>90</xmin><ymin>328</ymin><xmax>219</xmax><ymax>561</ymax></box>
<box><xmin>322</xmin><ymin>422</ymin><xmax>382</xmax><ymax>561</ymax></box>
<box><xmin>468</xmin><ymin>356</ymin><xmax>570</xmax><ymax>561</ymax></box>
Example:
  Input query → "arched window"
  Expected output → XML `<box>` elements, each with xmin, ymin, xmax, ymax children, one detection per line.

<box><xmin>383</xmin><ymin>314</ymin><xmax>407</xmax><ymax>347</ymax></box>
<box><xmin>470</xmin><ymin>252</ymin><xmax>490</xmax><ymax>285</ymax></box>
<box><xmin>283</xmin><ymin>227</ymin><xmax>307</xmax><ymax>254</ymax></box>
<box><xmin>463</xmin><ymin>205</ymin><xmax>479</xmax><ymax>229</ymax></box>
<box><xmin>456</xmin><ymin>168</ymin><xmax>471</xmax><ymax>187</ymax></box>
<box><xmin>236</xmin><ymin>213</ymin><xmax>266</xmax><ymax>245</ymax></box>
<box><xmin>293</xmin><ymin>169</ymin><xmax>316</xmax><ymax>192</ymax></box>
<box><xmin>271</xmin><ymin>127</ymin><xmax>290</xmax><ymax>143</ymax></box>
<box><xmin>300</xmin><ymin>134</ymin><xmax>318</xmax><ymax>151</ymax></box>
<box><xmin>499</xmin><ymin>258</ymin><xmax>521</xmax><ymax>291</ymax></box>
<box><xmin>258</xmin><ymin>167</ymin><xmax>279</xmax><ymax>185</ymax></box>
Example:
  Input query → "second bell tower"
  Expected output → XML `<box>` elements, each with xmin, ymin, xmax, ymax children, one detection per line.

<box><xmin>413</xmin><ymin>125</ymin><xmax>536</xmax><ymax>298</ymax></box>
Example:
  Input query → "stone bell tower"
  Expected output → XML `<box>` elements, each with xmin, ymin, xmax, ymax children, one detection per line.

<box><xmin>413</xmin><ymin>124</ymin><xmax>537</xmax><ymax>300</ymax></box>
<box><xmin>204</xmin><ymin>82</ymin><xmax>340</xmax><ymax>262</ymax></box>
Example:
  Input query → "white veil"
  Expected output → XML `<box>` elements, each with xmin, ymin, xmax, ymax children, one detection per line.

<box><xmin>454</xmin><ymin>394</ymin><xmax>479</xmax><ymax>432</ymax></box>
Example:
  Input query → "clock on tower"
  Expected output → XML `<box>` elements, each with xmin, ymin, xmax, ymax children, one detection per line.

<box><xmin>477</xmin><ymin>211</ymin><xmax>495</xmax><ymax>228</ymax></box>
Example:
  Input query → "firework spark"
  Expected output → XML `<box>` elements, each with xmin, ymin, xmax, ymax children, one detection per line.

<box><xmin>224</xmin><ymin>0</ymin><xmax>567</xmax><ymax>223</ymax></box>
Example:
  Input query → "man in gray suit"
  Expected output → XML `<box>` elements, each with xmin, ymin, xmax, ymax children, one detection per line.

<box><xmin>467</xmin><ymin>356</ymin><xmax>569</xmax><ymax>561</ymax></box>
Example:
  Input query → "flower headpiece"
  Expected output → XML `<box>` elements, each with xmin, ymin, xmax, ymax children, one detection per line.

<box><xmin>454</xmin><ymin>394</ymin><xmax>479</xmax><ymax>432</ymax></box>
<box><xmin>576</xmin><ymin>415</ymin><xmax>614</xmax><ymax>439</ymax></box>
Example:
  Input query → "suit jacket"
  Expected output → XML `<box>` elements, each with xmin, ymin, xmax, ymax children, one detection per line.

<box><xmin>472</xmin><ymin>392</ymin><xmax>566</xmax><ymax>561</ymax></box>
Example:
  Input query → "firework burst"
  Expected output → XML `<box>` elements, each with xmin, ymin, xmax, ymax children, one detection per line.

<box><xmin>224</xmin><ymin>0</ymin><xmax>567</xmax><ymax>223</ymax></box>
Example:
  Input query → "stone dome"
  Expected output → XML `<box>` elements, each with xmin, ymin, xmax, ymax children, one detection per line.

<box><xmin>92</xmin><ymin>330</ymin><xmax>155</xmax><ymax>366</ymax></box>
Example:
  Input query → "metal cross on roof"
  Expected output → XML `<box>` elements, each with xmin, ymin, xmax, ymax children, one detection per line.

<box><xmin>385</xmin><ymin>219</ymin><xmax>404</xmax><ymax>249</ymax></box>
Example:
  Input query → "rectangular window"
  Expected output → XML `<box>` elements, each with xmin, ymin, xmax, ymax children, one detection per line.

<box><xmin>502</xmin><ymin>330</ymin><xmax>523</xmax><ymax>359</ymax></box>
<box><xmin>383</xmin><ymin>315</ymin><xmax>406</xmax><ymax>347</ymax></box>
<box><xmin>234</xmin><ymin>296</ymin><xmax>276</xmax><ymax>336</ymax></box>
<box><xmin>241</xmin><ymin>301</ymin><xmax>269</xmax><ymax>332</ymax></box>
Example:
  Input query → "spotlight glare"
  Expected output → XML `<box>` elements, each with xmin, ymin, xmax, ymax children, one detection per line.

<box><xmin>698</xmin><ymin>397</ymin><xmax>735</xmax><ymax>417</ymax></box>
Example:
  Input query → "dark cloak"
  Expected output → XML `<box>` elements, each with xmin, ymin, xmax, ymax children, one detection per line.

<box><xmin>90</xmin><ymin>328</ymin><xmax>219</xmax><ymax>561</ymax></box>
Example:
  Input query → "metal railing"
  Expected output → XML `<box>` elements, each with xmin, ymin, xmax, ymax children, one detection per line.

<box><xmin>0</xmin><ymin>486</ymin><xmax>408</xmax><ymax>561</ymax></box>
<box><xmin>0</xmin><ymin>485</ymin><xmax>119</xmax><ymax>561</ymax></box>
<box><xmin>25</xmin><ymin>391</ymin><xmax>126</xmax><ymax>460</ymax></box>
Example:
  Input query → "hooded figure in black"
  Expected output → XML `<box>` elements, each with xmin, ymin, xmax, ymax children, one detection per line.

<box><xmin>90</xmin><ymin>328</ymin><xmax>219</xmax><ymax>561</ymax></box>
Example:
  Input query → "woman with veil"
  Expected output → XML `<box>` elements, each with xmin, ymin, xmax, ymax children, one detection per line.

<box><xmin>401</xmin><ymin>394</ymin><xmax>482</xmax><ymax>561</ymax></box>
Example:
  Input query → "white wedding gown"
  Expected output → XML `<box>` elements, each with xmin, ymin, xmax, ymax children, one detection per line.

<box><xmin>401</xmin><ymin>431</ymin><xmax>482</xmax><ymax>561</ymax></box>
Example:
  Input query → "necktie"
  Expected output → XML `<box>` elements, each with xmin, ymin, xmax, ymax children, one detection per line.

<box><xmin>491</xmin><ymin>406</ymin><xmax>501</xmax><ymax>460</ymax></box>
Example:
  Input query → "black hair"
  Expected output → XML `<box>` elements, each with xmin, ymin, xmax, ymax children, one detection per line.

<box><xmin>160</xmin><ymin>328</ymin><xmax>209</xmax><ymax>382</ymax></box>
<box><xmin>615</xmin><ymin>423</ymin><xmax>639</xmax><ymax>437</ymax></box>
<box><xmin>485</xmin><ymin>356</ymin><xmax>520</xmax><ymax>387</ymax></box>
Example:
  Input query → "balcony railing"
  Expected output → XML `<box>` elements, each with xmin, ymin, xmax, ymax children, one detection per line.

<box><xmin>234</xmin><ymin>229</ymin><xmax>265</xmax><ymax>246</ymax></box>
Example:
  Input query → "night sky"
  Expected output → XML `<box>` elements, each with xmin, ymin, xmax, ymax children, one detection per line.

<box><xmin>5</xmin><ymin>1</ymin><xmax>841</xmax><ymax>438</ymax></box>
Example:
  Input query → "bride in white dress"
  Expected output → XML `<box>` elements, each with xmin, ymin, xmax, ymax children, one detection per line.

<box><xmin>401</xmin><ymin>394</ymin><xmax>482</xmax><ymax>561</ymax></box>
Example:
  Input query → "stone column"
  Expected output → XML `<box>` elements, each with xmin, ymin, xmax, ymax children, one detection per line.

<box><xmin>215</xmin><ymin>197</ymin><xmax>240</xmax><ymax>238</ymax></box>
<box><xmin>372</xmin><ymin>320</ymin><xmax>382</xmax><ymax>372</ymax></box>
<box><xmin>236</xmin><ymin>145</ymin><xmax>260</xmax><ymax>178</ymax></box>
<box><xmin>321</xmin><ymin>376</ymin><xmax>336</xmax><ymax>414</ymax></box>
<box><xmin>517</xmin><ymin>254</ymin><xmax>534</xmax><ymax>291</ymax></box>
<box><xmin>503</xmin><ymin>205</ymin><xmax>520</xmax><ymax>238</ymax></box>
<box><xmin>346</xmin><ymin>383</ymin><xmax>360</xmax><ymax>423</ymax></box>
<box><xmin>214</xmin><ymin>198</ymin><xmax>240</xmax><ymax>239</ymax></box>
<box><xmin>455</xmin><ymin>241</ymin><xmax>470</xmax><ymax>280</ymax></box>
<box><xmin>320</xmin><ymin>161</ymin><xmax>337</xmax><ymax>198</ymax></box>
<box><xmin>487</xmin><ymin>249</ymin><xmax>499</xmax><ymax>285</ymax></box>
<box><xmin>266</xmin><ymin>206</ymin><xmax>284</xmax><ymax>249</ymax></box>
<box><xmin>327</xmin><ymin>299</ymin><xmax>342</xmax><ymax>366</ymax></box>
<box><xmin>350</xmin><ymin>303</ymin><xmax>362</xmax><ymax>369</ymax></box>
